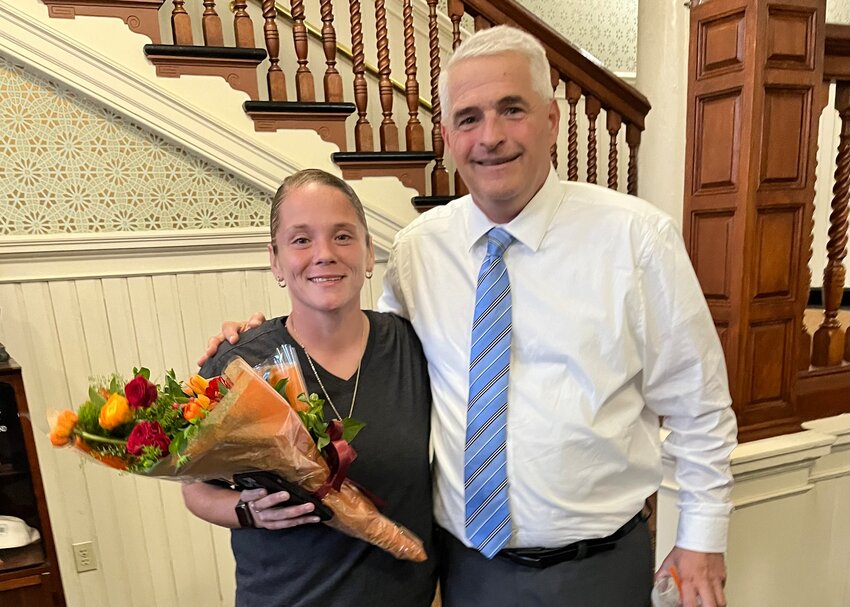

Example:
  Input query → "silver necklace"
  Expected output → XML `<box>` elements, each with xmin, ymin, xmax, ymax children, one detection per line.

<box><xmin>287</xmin><ymin>315</ymin><xmax>366</xmax><ymax>421</ymax></box>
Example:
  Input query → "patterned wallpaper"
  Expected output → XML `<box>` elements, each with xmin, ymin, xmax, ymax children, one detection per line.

<box><xmin>0</xmin><ymin>56</ymin><xmax>270</xmax><ymax>236</ymax></box>
<box><xmin>437</xmin><ymin>0</ymin><xmax>637</xmax><ymax>74</ymax></box>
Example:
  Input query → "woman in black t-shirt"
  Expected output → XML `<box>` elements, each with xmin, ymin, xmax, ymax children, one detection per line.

<box><xmin>182</xmin><ymin>169</ymin><xmax>436</xmax><ymax>607</ymax></box>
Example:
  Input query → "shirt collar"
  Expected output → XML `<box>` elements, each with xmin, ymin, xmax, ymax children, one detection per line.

<box><xmin>465</xmin><ymin>167</ymin><xmax>564</xmax><ymax>252</ymax></box>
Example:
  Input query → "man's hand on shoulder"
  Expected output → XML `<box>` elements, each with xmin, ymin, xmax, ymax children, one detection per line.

<box><xmin>197</xmin><ymin>312</ymin><xmax>267</xmax><ymax>366</ymax></box>
<box><xmin>657</xmin><ymin>547</ymin><xmax>727</xmax><ymax>607</ymax></box>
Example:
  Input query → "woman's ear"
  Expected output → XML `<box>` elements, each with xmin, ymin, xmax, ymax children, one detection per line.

<box><xmin>268</xmin><ymin>242</ymin><xmax>280</xmax><ymax>278</ymax></box>
<box><xmin>366</xmin><ymin>235</ymin><xmax>376</xmax><ymax>275</ymax></box>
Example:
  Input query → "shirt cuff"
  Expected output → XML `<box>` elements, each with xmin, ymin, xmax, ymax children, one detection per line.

<box><xmin>675</xmin><ymin>511</ymin><xmax>729</xmax><ymax>553</ymax></box>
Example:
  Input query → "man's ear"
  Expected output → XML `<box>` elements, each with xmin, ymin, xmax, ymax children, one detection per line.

<box><xmin>441</xmin><ymin>123</ymin><xmax>452</xmax><ymax>153</ymax></box>
<box><xmin>547</xmin><ymin>98</ymin><xmax>560</xmax><ymax>144</ymax></box>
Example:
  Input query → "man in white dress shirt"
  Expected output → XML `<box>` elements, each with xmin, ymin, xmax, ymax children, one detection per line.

<box><xmin>204</xmin><ymin>25</ymin><xmax>736</xmax><ymax>607</ymax></box>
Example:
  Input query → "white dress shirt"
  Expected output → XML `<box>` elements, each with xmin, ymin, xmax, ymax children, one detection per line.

<box><xmin>378</xmin><ymin>169</ymin><xmax>738</xmax><ymax>553</ymax></box>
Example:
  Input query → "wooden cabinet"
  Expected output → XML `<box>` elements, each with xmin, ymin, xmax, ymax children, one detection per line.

<box><xmin>0</xmin><ymin>357</ymin><xmax>65</xmax><ymax>606</ymax></box>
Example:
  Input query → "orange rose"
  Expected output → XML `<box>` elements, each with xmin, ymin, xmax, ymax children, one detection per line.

<box><xmin>98</xmin><ymin>393</ymin><xmax>133</xmax><ymax>430</ymax></box>
<box><xmin>183</xmin><ymin>399</ymin><xmax>206</xmax><ymax>422</ymax></box>
<box><xmin>49</xmin><ymin>410</ymin><xmax>78</xmax><ymax>446</ymax></box>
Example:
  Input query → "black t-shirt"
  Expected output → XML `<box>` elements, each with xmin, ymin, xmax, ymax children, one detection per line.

<box><xmin>199</xmin><ymin>311</ymin><xmax>436</xmax><ymax>607</ymax></box>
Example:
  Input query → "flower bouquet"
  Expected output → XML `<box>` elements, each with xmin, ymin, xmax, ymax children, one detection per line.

<box><xmin>49</xmin><ymin>352</ymin><xmax>427</xmax><ymax>562</ymax></box>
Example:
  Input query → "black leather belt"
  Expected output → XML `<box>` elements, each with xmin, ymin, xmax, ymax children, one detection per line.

<box><xmin>498</xmin><ymin>511</ymin><xmax>644</xmax><ymax>569</ymax></box>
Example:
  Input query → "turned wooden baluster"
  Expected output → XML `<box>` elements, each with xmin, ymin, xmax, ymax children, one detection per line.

<box><xmin>202</xmin><ymin>1</ymin><xmax>224</xmax><ymax>46</ymax></box>
<box><xmin>799</xmin><ymin>183</ymin><xmax>816</xmax><ymax>370</ymax></box>
<box><xmin>606</xmin><ymin>110</ymin><xmax>621</xmax><ymax>190</ymax></box>
<box><xmin>171</xmin><ymin>0</ymin><xmax>193</xmax><ymax>45</ymax></box>
<box><xmin>626</xmin><ymin>124</ymin><xmax>641</xmax><ymax>196</ymax></box>
<box><xmin>403</xmin><ymin>0</ymin><xmax>424</xmax><ymax>151</ymax></box>
<box><xmin>447</xmin><ymin>0</ymin><xmax>467</xmax><ymax>195</ymax></box>
<box><xmin>427</xmin><ymin>0</ymin><xmax>449</xmax><ymax>195</ymax></box>
<box><xmin>374</xmin><ymin>0</ymin><xmax>399</xmax><ymax>151</ymax></box>
<box><xmin>289</xmin><ymin>0</ymin><xmax>315</xmax><ymax>101</ymax></box>
<box><xmin>319</xmin><ymin>0</ymin><xmax>343</xmax><ymax>102</ymax></box>
<box><xmin>262</xmin><ymin>0</ymin><xmax>287</xmax><ymax>101</ymax></box>
<box><xmin>449</xmin><ymin>0</ymin><xmax>464</xmax><ymax>49</ymax></box>
<box><xmin>348</xmin><ymin>0</ymin><xmax>373</xmax><ymax>151</ymax></box>
<box><xmin>565</xmin><ymin>82</ymin><xmax>581</xmax><ymax>182</ymax></box>
<box><xmin>812</xmin><ymin>84</ymin><xmax>850</xmax><ymax>367</ymax></box>
<box><xmin>233</xmin><ymin>1</ymin><xmax>255</xmax><ymax>48</ymax></box>
<box><xmin>474</xmin><ymin>15</ymin><xmax>490</xmax><ymax>31</ymax></box>
<box><xmin>550</xmin><ymin>68</ymin><xmax>560</xmax><ymax>169</ymax></box>
<box><xmin>585</xmin><ymin>95</ymin><xmax>601</xmax><ymax>184</ymax></box>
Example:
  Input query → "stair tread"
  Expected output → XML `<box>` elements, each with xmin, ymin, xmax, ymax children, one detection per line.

<box><xmin>332</xmin><ymin>151</ymin><xmax>435</xmax><ymax>163</ymax></box>
<box><xmin>244</xmin><ymin>101</ymin><xmax>356</xmax><ymax>114</ymax></box>
<box><xmin>144</xmin><ymin>44</ymin><xmax>266</xmax><ymax>61</ymax></box>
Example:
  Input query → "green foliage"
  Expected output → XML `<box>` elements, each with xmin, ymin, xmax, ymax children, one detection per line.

<box><xmin>296</xmin><ymin>393</ymin><xmax>365</xmax><ymax>451</ymax></box>
<box><xmin>132</xmin><ymin>367</ymin><xmax>151</xmax><ymax>380</ymax></box>
<box><xmin>75</xmin><ymin>400</ymin><xmax>103</xmax><ymax>435</ymax></box>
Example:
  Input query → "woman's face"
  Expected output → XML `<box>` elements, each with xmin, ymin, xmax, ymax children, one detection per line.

<box><xmin>269</xmin><ymin>182</ymin><xmax>374</xmax><ymax>317</ymax></box>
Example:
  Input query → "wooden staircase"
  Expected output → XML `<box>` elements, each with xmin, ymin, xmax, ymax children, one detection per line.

<box><xmin>39</xmin><ymin>0</ymin><xmax>651</xmax><ymax>210</ymax></box>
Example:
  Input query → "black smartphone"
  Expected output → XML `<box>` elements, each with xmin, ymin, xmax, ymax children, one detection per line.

<box><xmin>232</xmin><ymin>470</ymin><xmax>334</xmax><ymax>521</ymax></box>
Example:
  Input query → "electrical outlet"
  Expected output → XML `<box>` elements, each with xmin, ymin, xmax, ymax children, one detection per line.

<box><xmin>72</xmin><ymin>540</ymin><xmax>97</xmax><ymax>572</ymax></box>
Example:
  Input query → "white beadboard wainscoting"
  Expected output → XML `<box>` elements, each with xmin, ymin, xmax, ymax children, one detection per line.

<box><xmin>0</xmin><ymin>229</ymin><xmax>387</xmax><ymax>607</ymax></box>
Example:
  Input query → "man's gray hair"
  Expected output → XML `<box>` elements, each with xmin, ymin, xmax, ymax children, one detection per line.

<box><xmin>438</xmin><ymin>25</ymin><xmax>553</xmax><ymax>116</ymax></box>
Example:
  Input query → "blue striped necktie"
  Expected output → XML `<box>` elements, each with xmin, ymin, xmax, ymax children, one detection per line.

<box><xmin>464</xmin><ymin>227</ymin><xmax>513</xmax><ymax>558</ymax></box>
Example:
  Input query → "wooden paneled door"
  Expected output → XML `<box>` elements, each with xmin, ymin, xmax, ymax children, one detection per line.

<box><xmin>683</xmin><ymin>0</ymin><xmax>828</xmax><ymax>441</ymax></box>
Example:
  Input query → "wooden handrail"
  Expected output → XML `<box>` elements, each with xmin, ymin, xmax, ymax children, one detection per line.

<box><xmin>824</xmin><ymin>23</ymin><xmax>850</xmax><ymax>81</ymax></box>
<box><xmin>459</xmin><ymin>0</ymin><xmax>650</xmax><ymax>129</ymax></box>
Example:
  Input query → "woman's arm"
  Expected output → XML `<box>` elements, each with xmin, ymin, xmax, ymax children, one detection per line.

<box><xmin>182</xmin><ymin>482</ymin><xmax>322</xmax><ymax>530</ymax></box>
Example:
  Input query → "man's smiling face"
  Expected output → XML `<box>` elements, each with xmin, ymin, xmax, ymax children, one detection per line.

<box><xmin>441</xmin><ymin>51</ymin><xmax>560</xmax><ymax>224</ymax></box>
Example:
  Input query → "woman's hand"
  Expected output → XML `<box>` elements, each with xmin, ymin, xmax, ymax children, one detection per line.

<box><xmin>239</xmin><ymin>488</ymin><xmax>321</xmax><ymax>530</ymax></box>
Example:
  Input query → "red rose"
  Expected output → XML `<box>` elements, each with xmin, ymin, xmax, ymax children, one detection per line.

<box><xmin>125</xmin><ymin>375</ymin><xmax>158</xmax><ymax>409</ymax></box>
<box><xmin>204</xmin><ymin>376</ymin><xmax>229</xmax><ymax>400</ymax></box>
<box><xmin>126</xmin><ymin>420</ymin><xmax>170</xmax><ymax>457</ymax></box>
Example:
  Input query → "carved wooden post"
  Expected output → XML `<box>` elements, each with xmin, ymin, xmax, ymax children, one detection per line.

<box><xmin>233</xmin><ymin>1</ymin><xmax>255</xmax><ymax>48</ymax></box>
<box><xmin>607</xmin><ymin>110</ymin><xmax>622</xmax><ymax>190</ymax></box>
<box><xmin>448</xmin><ymin>0</ymin><xmax>467</xmax><ymax>195</ymax></box>
<box><xmin>682</xmin><ymin>0</ymin><xmax>827</xmax><ymax>440</ymax></box>
<box><xmin>171</xmin><ymin>0</ymin><xmax>192</xmax><ymax>45</ymax></box>
<box><xmin>290</xmin><ymin>0</ymin><xmax>315</xmax><ymax>101</ymax></box>
<box><xmin>262</xmin><ymin>0</ymin><xmax>287</xmax><ymax>101</ymax></box>
<box><xmin>550</xmin><ymin>68</ymin><xmax>560</xmax><ymax>169</ymax></box>
<box><xmin>585</xmin><ymin>95</ymin><xmax>601</xmax><ymax>184</ymax></box>
<box><xmin>202</xmin><ymin>1</ymin><xmax>224</xmax><ymax>46</ymax></box>
<box><xmin>448</xmin><ymin>0</ymin><xmax>464</xmax><ymax>49</ymax></box>
<box><xmin>319</xmin><ymin>0</ymin><xmax>343</xmax><ymax>102</ymax></box>
<box><xmin>374</xmin><ymin>0</ymin><xmax>399</xmax><ymax>151</ymax></box>
<box><xmin>566</xmin><ymin>81</ymin><xmax>581</xmax><ymax>182</ymax></box>
<box><xmin>403</xmin><ymin>0</ymin><xmax>424</xmax><ymax>151</ymax></box>
<box><xmin>626</xmin><ymin>123</ymin><xmax>641</xmax><ymax>196</ymax></box>
<box><xmin>348</xmin><ymin>0</ymin><xmax>373</xmax><ymax>151</ymax></box>
<box><xmin>428</xmin><ymin>0</ymin><xmax>449</xmax><ymax>195</ymax></box>
<box><xmin>812</xmin><ymin>83</ymin><xmax>850</xmax><ymax>366</ymax></box>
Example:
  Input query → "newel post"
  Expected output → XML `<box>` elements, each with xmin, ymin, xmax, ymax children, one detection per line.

<box><xmin>682</xmin><ymin>0</ymin><xmax>828</xmax><ymax>441</ymax></box>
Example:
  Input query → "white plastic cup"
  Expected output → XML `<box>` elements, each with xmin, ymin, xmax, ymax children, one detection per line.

<box><xmin>650</xmin><ymin>574</ymin><xmax>682</xmax><ymax>607</ymax></box>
